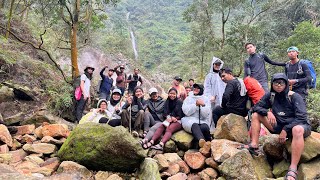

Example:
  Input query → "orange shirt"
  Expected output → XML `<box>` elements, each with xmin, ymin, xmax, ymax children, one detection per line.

<box><xmin>244</xmin><ymin>77</ymin><xmax>265</xmax><ymax>105</ymax></box>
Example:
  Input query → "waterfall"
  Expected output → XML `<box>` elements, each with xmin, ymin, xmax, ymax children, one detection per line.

<box><xmin>127</xmin><ymin>12</ymin><xmax>138</xmax><ymax>61</ymax></box>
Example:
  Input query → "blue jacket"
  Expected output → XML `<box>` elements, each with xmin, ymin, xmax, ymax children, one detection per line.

<box><xmin>99</xmin><ymin>67</ymin><xmax>113</xmax><ymax>94</ymax></box>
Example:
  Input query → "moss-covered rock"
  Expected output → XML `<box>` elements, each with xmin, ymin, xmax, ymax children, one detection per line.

<box><xmin>171</xmin><ymin>130</ymin><xmax>193</xmax><ymax>151</ymax></box>
<box><xmin>58</xmin><ymin>123</ymin><xmax>147</xmax><ymax>172</ymax></box>
<box><xmin>272</xmin><ymin>160</ymin><xmax>289</xmax><ymax>178</ymax></box>
<box><xmin>139</xmin><ymin>158</ymin><xmax>161</xmax><ymax>180</ymax></box>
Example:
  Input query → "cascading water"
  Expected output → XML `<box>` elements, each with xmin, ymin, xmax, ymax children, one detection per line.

<box><xmin>127</xmin><ymin>12</ymin><xmax>138</xmax><ymax>61</ymax></box>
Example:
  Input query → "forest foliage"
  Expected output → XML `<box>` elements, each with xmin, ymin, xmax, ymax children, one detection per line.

<box><xmin>0</xmin><ymin>0</ymin><xmax>319</xmax><ymax>120</ymax></box>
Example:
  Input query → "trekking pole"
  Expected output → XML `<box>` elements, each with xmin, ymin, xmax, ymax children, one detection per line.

<box><xmin>129</xmin><ymin>104</ymin><xmax>132</xmax><ymax>134</ymax></box>
<box><xmin>198</xmin><ymin>106</ymin><xmax>201</xmax><ymax>125</ymax></box>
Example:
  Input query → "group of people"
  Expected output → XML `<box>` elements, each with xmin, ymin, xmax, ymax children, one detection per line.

<box><xmin>74</xmin><ymin>43</ymin><xmax>313</xmax><ymax>180</ymax></box>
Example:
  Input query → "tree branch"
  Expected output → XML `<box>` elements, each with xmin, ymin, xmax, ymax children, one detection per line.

<box><xmin>39</xmin><ymin>29</ymin><xmax>46</xmax><ymax>49</ymax></box>
<box><xmin>0</xmin><ymin>25</ymin><xmax>71</xmax><ymax>85</ymax></box>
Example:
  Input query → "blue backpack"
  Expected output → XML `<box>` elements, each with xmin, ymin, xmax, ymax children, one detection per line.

<box><xmin>286</xmin><ymin>59</ymin><xmax>317</xmax><ymax>89</ymax></box>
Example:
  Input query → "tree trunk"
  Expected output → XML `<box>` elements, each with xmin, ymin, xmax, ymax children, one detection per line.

<box><xmin>5</xmin><ymin>0</ymin><xmax>15</xmax><ymax>39</ymax></box>
<box><xmin>71</xmin><ymin>0</ymin><xmax>80</xmax><ymax>78</ymax></box>
<box><xmin>0</xmin><ymin>0</ymin><xmax>5</xmax><ymax>8</ymax></box>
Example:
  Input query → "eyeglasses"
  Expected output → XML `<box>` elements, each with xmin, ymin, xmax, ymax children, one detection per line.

<box><xmin>272</xmin><ymin>80</ymin><xmax>286</xmax><ymax>86</ymax></box>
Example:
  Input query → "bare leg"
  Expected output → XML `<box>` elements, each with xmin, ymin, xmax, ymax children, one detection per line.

<box><xmin>286</xmin><ymin>125</ymin><xmax>304</xmax><ymax>180</ymax></box>
<box><xmin>250</xmin><ymin>113</ymin><xmax>274</xmax><ymax>147</ymax></box>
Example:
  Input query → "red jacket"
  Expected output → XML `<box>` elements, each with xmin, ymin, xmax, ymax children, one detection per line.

<box><xmin>244</xmin><ymin>77</ymin><xmax>265</xmax><ymax>105</ymax></box>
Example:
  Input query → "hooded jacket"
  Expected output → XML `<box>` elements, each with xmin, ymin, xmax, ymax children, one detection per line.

<box><xmin>79</xmin><ymin>99</ymin><xmax>112</xmax><ymax>124</ymax></box>
<box><xmin>146</xmin><ymin>96</ymin><xmax>165</xmax><ymax>122</ymax></box>
<box><xmin>122</xmin><ymin>86</ymin><xmax>147</xmax><ymax>117</ymax></box>
<box><xmin>203</xmin><ymin>57</ymin><xmax>226</xmax><ymax>107</ymax></box>
<box><xmin>253</xmin><ymin>73</ymin><xmax>310</xmax><ymax>133</ymax></box>
<box><xmin>107</xmin><ymin>92</ymin><xmax>124</xmax><ymax>120</ymax></box>
<box><xmin>181</xmin><ymin>85</ymin><xmax>211</xmax><ymax>133</ymax></box>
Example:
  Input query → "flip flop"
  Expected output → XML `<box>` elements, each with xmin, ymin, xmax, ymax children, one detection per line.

<box><xmin>151</xmin><ymin>143</ymin><xmax>163</xmax><ymax>151</ymax></box>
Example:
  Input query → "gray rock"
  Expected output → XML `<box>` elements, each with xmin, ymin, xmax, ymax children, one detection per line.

<box><xmin>58</xmin><ymin>123</ymin><xmax>147</xmax><ymax>172</ymax></box>
<box><xmin>211</xmin><ymin>139</ymin><xmax>241</xmax><ymax>163</ymax></box>
<box><xmin>272</xmin><ymin>160</ymin><xmax>289</xmax><ymax>178</ymax></box>
<box><xmin>286</xmin><ymin>131</ymin><xmax>320</xmax><ymax>162</ymax></box>
<box><xmin>3</xmin><ymin>112</ymin><xmax>24</xmax><ymax>126</ymax></box>
<box><xmin>57</xmin><ymin>161</ymin><xmax>92</xmax><ymax>179</ymax></box>
<box><xmin>298</xmin><ymin>157</ymin><xmax>320</xmax><ymax>180</ymax></box>
<box><xmin>219</xmin><ymin>150</ymin><xmax>257</xmax><ymax>180</ymax></box>
<box><xmin>0</xmin><ymin>85</ymin><xmax>14</xmax><ymax>102</ymax></box>
<box><xmin>262</xmin><ymin>134</ymin><xmax>285</xmax><ymax>161</ymax></box>
<box><xmin>214</xmin><ymin>113</ymin><xmax>249</xmax><ymax>144</ymax></box>
<box><xmin>139</xmin><ymin>158</ymin><xmax>161</xmax><ymax>180</ymax></box>
<box><xmin>23</xmin><ymin>143</ymin><xmax>57</xmax><ymax>154</ymax></box>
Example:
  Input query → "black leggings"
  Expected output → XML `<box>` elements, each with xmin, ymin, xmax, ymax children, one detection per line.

<box><xmin>191</xmin><ymin>123</ymin><xmax>211</xmax><ymax>141</ymax></box>
<box><xmin>99</xmin><ymin>118</ymin><xmax>121</xmax><ymax>127</ymax></box>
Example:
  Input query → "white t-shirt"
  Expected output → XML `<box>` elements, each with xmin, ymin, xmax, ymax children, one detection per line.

<box><xmin>81</xmin><ymin>74</ymin><xmax>91</xmax><ymax>97</ymax></box>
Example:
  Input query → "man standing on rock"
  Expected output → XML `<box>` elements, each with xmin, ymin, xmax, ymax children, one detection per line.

<box><xmin>75</xmin><ymin>66</ymin><xmax>94</xmax><ymax>123</ymax></box>
<box><xmin>99</xmin><ymin>66</ymin><xmax>114</xmax><ymax>100</ymax></box>
<box><xmin>244</xmin><ymin>42</ymin><xmax>286</xmax><ymax>92</ymax></box>
<box><xmin>211</xmin><ymin>68</ymin><xmax>248</xmax><ymax>127</ymax></box>
<box><xmin>243</xmin><ymin>73</ymin><xmax>311</xmax><ymax>180</ymax></box>
<box><xmin>127</xmin><ymin>68</ymin><xmax>143</xmax><ymax>95</ymax></box>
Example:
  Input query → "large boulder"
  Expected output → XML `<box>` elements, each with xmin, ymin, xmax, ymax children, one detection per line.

<box><xmin>139</xmin><ymin>158</ymin><xmax>161</xmax><ymax>180</ymax></box>
<box><xmin>286</xmin><ymin>131</ymin><xmax>320</xmax><ymax>162</ymax></box>
<box><xmin>218</xmin><ymin>150</ymin><xmax>257</xmax><ymax>180</ymax></box>
<box><xmin>211</xmin><ymin>139</ymin><xmax>241</xmax><ymax>163</ymax></box>
<box><xmin>219</xmin><ymin>150</ymin><xmax>272</xmax><ymax>180</ymax></box>
<box><xmin>0</xmin><ymin>124</ymin><xmax>13</xmax><ymax>147</ymax></box>
<box><xmin>262</xmin><ymin>134</ymin><xmax>285</xmax><ymax>161</ymax></box>
<box><xmin>171</xmin><ymin>130</ymin><xmax>194</xmax><ymax>151</ymax></box>
<box><xmin>214</xmin><ymin>114</ymin><xmax>249</xmax><ymax>144</ymax></box>
<box><xmin>298</xmin><ymin>157</ymin><xmax>320</xmax><ymax>180</ymax></box>
<box><xmin>58</xmin><ymin>123</ymin><xmax>147</xmax><ymax>172</ymax></box>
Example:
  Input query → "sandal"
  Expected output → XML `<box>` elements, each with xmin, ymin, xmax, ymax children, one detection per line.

<box><xmin>284</xmin><ymin>168</ymin><xmax>298</xmax><ymax>180</ymax></box>
<box><xmin>142</xmin><ymin>140</ymin><xmax>154</xmax><ymax>149</ymax></box>
<box><xmin>237</xmin><ymin>144</ymin><xmax>259</xmax><ymax>156</ymax></box>
<box><xmin>151</xmin><ymin>143</ymin><xmax>163</xmax><ymax>151</ymax></box>
<box><xmin>139</xmin><ymin>139</ymin><xmax>148</xmax><ymax>145</ymax></box>
<box><xmin>139</xmin><ymin>131</ymin><xmax>148</xmax><ymax>138</ymax></box>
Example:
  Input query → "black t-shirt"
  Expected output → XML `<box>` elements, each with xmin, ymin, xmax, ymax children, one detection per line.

<box><xmin>128</xmin><ymin>74</ymin><xmax>142</xmax><ymax>90</ymax></box>
<box><xmin>285</xmin><ymin>61</ymin><xmax>311</xmax><ymax>95</ymax></box>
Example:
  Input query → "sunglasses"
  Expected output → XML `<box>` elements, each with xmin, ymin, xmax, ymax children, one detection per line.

<box><xmin>272</xmin><ymin>80</ymin><xmax>286</xmax><ymax>86</ymax></box>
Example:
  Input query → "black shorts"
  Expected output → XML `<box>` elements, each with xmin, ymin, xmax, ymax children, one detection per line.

<box><xmin>272</xmin><ymin>123</ymin><xmax>311</xmax><ymax>138</ymax></box>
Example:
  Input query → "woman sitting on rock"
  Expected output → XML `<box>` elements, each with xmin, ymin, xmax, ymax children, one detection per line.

<box><xmin>121</xmin><ymin>86</ymin><xmax>147</xmax><ymax>137</ymax></box>
<box><xmin>181</xmin><ymin>84</ymin><xmax>212</xmax><ymax>148</ymax></box>
<box><xmin>98</xmin><ymin>88</ymin><xmax>124</xmax><ymax>127</ymax></box>
<box><xmin>79</xmin><ymin>99</ymin><xmax>112</xmax><ymax>124</ymax></box>
<box><xmin>145</xmin><ymin>88</ymin><xmax>184</xmax><ymax>151</ymax></box>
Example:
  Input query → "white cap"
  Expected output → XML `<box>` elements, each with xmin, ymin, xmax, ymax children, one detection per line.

<box><xmin>148</xmin><ymin>87</ymin><xmax>158</xmax><ymax>95</ymax></box>
<box><xmin>112</xmin><ymin>88</ymin><xmax>122</xmax><ymax>94</ymax></box>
